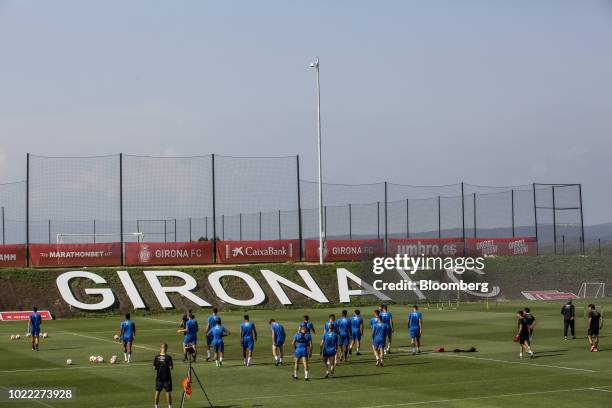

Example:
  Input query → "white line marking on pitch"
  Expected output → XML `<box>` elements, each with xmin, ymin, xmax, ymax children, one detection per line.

<box><xmin>139</xmin><ymin>316</ymin><xmax>179</xmax><ymax>325</ymax></box>
<box><xmin>420</xmin><ymin>350</ymin><xmax>597</xmax><ymax>372</ymax></box>
<box><xmin>589</xmin><ymin>387</ymin><xmax>612</xmax><ymax>393</ymax></box>
<box><xmin>357</xmin><ymin>387</ymin><xmax>604</xmax><ymax>408</ymax></box>
<box><xmin>57</xmin><ymin>330</ymin><xmax>159</xmax><ymax>352</ymax></box>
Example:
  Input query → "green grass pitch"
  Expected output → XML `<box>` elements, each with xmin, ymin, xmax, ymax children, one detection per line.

<box><xmin>1</xmin><ymin>300</ymin><xmax>611</xmax><ymax>408</ymax></box>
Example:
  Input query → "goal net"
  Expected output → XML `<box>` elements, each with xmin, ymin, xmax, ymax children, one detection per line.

<box><xmin>578</xmin><ymin>282</ymin><xmax>606</xmax><ymax>299</ymax></box>
<box><xmin>56</xmin><ymin>232</ymin><xmax>145</xmax><ymax>244</ymax></box>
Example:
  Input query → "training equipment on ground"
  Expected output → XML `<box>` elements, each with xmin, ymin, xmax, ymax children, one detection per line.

<box><xmin>109</xmin><ymin>355</ymin><xmax>117</xmax><ymax>364</ymax></box>
<box><xmin>15</xmin><ymin>334</ymin><xmax>20</xmax><ymax>339</ymax></box>
<box><xmin>66</xmin><ymin>359</ymin><xmax>72</xmax><ymax>365</ymax></box>
<box><xmin>578</xmin><ymin>282</ymin><xmax>606</xmax><ymax>299</ymax></box>
<box><xmin>26</xmin><ymin>332</ymin><xmax>31</xmax><ymax>337</ymax></box>
<box><xmin>89</xmin><ymin>355</ymin><xmax>96</xmax><ymax>363</ymax></box>
<box><xmin>42</xmin><ymin>332</ymin><xmax>48</xmax><ymax>338</ymax></box>
<box><xmin>95</xmin><ymin>356</ymin><xmax>104</xmax><ymax>363</ymax></box>
<box><xmin>113</xmin><ymin>334</ymin><xmax>119</xmax><ymax>340</ymax></box>
<box><xmin>10</xmin><ymin>335</ymin><xmax>15</xmax><ymax>340</ymax></box>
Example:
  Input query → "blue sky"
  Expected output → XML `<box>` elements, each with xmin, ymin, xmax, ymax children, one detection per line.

<box><xmin>0</xmin><ymin>0</ymin><xmax>611</xmax><ymax>224</ymax></box>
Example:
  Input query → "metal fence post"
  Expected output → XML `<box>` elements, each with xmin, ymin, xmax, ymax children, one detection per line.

<box><xmin>48</xmin><ymin>219</ymin><xmax>51</xmax><ymax>244</ymax></box>
<box><xmin>562</xmin><ymin>235</ymin><xmax>565</xmax><ymax>255</ymax></box>
<box><xmin>189</xmin><ymin>217</ymin><xmax>192</xmax><ymax>241</ymax></box>
<box><xmin>579</xmin><ymin>184</ymin><xmax>585</xmax><ymax>255</ymax></box>
<box><xmin>406</xmin><ymin>198</ymin><xmax>409</xmax><ymax>239</ymax></box>
<box><xmin>259</xmin><ymin>211</ymin><xmax>262</xmax><ymax>240</ymax></box>
<box><xmin>26</xmin><ymin>153</ymin><xmax>29</xmax><ymax>266</ymax></box>
<box><xmin>533</xmin><ymin>183</ymin><xmax>539</xmax><ymax>255</ymax></box>
<box><xmin>1</xmin><ymin>206</ymin><xmax>4</xmax><ymax>245</ymax></box>
<box><xmin>239</xmin><ymin>213</ymin><xmax>243</xmax><ymax>241</ymax></box>
<box><xmin>278</xmin><ymin>210</ymin><xmax>281</xmax><ymax>240</ymax></box>
<box><xmin>93</xmin><ymin>219</ymin><xmax>96</xmax><ymax>244</ymax></box>
<box><xmin>473</xmin><ymin>193</ymin><xmax>477</xmax><ymax>238</ymax></box>
<box><xmin>211</xmin><ymin>154</ymin><xmax>217</xmax><ymax>262</ymax></box>
<box><xmin>552</xmin><ymin>186</ymin><xmax>557</xmax><ymax>254</ymax></box>
<box><xmin>384</xmin><ymin>182</ymin><xmax>388</xmax><ymax>256</ymax></box>
<box><xmin>376</xmin><ymin>202</ymin><xmax>380</xmax><ymax>240</ymax></box>
<box><xmin>296</xmin><ymin>155</ymin><xmax>303</xmax><ymax>260</ymax></box>
<box><xmin>119</xmin><ymin>153</ymin><xmax>124</xmax><ymax>265</ymax></box>
<box><xmin>205</xmin><ymin>216</ymin><xmax>208</xmax><ymax>240</ymax></box>
<box><xmin>461</xmin><ymin>183</ymin><xmax>465</xmax><ymax>255</ymax></box>
<box><xmin>164</xmin><ymin>220</ymin><xmax>167</xmax><ymax>243</ymax></box>
<box><xmin>437</xmin><ymin>196</ymin><xmax>441</xmax><ymax>239</ymax></box>
<box><xmin>348</xmin><ymin>204</ymin><xmax>352</xmax><ymax>240</ymax></box>
<box><xmin>511</xmin><ymin>189</ymin><xmax>515</xmax><ymax>238</ymax></box>
<box><xmin>598</xmin><ymin>238</ymin><xmax>601</xmax><ymax>256</ymax></box>
<box><xmin>222</xmin><ymin>215</ymin><xmax>225</xmax><ymax>240</ymax></box>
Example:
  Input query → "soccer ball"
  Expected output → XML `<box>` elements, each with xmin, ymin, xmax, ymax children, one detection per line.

<box><xmin>15</xmin><ymin>334</ymin><xmax>20</xmax><ymax>340</ymax></box>
<box><xmin>95</xmin><ymin>356</ymin><xmax>104</xmax><ymax>363</ymax></box>
<box><xmin>42</xmin><ymin>333</ymin><xmax>48</xmax><ymax>339</ymax></box>
<box><xmin>66</xmin><ymin>359</ymin><xmax>72</xmax><ymax>366</ymax></box>
<box><xmin>109</xmin><ymin>355</ymin><xmax>117</xmax><ymax>364</ymax></box>
<box><xmin>10</xmin><ymin>335</ymin><xmax>15</xmax><ymax>341</ymax></box>
<box><xmin>89</xmin><ymin>355</ymin><xmax>96</xmax><ymax>363</ymax></box>
<box><xmin>26</xmin><ymin>333</ymin><xmax>31</xmax><ymax>337</ymax></box>
<box><xmin>113</xmin><ymin>334</ymin><xmax>119</xmax><ymax>341</ymax></box>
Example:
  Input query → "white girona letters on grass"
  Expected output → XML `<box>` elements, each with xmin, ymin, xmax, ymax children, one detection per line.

<box><xmin>144</xmin><ymin>270</ymin><xmax>211</xmax><ymax>309</ymax></box>
<box><xmin>207</xmin><ymin>270</ymin><xmax>266</xmax><ymax>307</ymax></box>
<box><xmin>260</xmin><ymin>269</ymin><xmax>328</xmax><ymax>305</ymax></box>
<box><xmin>336</xmin><ymin>268</ymin><xmax>390</xmax><ymax>303</ymax></box>
<box><xmin>56</xmin><ymin>271</ymin><xmax>115</xmax><ymax>310</ymax></box>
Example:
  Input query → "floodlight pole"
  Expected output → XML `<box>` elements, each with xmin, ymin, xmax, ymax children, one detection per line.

<box><xmin>310</xmin><ymin>57</ymin><xmax>324</xmax><ymax>264</ymax></box>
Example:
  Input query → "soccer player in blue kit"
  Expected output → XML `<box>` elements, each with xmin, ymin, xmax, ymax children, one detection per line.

<box><xmin>408</xmin><ymin>305</ymin><xmax>423</xmax><ymax>354</ymax></box>
<box><xmin>27</xmin><ymin>307</ymin><xmax>42</xmax><ymax>351</ymax></box>
<box><xmin>349</xmin><ymin>309</ymin><xmax>364</xmax><ymax>355</ymax></box>
<box><xmin>320</xmin><ymin>323</ymin><xmax>339</xmax><ymax>378</ymax></box>
<box><xmin>120</xmin><ymin>312</ymin><xmax>136</xmax><ymax>363</ymax></box>
<box><xmin>178</xmin><ymin>312</ymin><xmax>199</xmax><ymax>362</ymax></box>
<box><xmin>380</xmin><ymin>304</ymin><xmax>394</xmax><ymax>354</ymax></box>
<box><xmin>240</xmin><ymin>314</ymin><xmax>257</xmax><ymax>366</ymax></box>
<box><xmin>269</xmin><ymin>319</ymin><xmax>286</xmax><ymax>365</ymax></box>
<box><xmin>292</xmin><ymin>326</ymin><xmax>312</xmax><ymax>381</ymax></box>
<box><xmin>299</xmin><ymin>315</ymin><xmax>315</xmax><ymax>357</ymax></box>
<box><xmin>208</xmin><ymin>318</ymin><xmax>229</xmax><ymax>367</ymax></box>
<box><xmin>205</xmin><ymin>308</ymin><xmax>220</xmax><ymax>361</ymax></box>
<box><xmin>371</xmin><ymin>310</ymin><xmax>389</xmax><ymax>366</ymax></box>
<box><xmin>337</xmin><ymin>310</ymin><xmax>351</xmax><ymax>362</ymax></box>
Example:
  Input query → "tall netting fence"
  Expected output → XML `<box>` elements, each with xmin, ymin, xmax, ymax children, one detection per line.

<box><xmin>0</xmin><ymin>181</ymin><xmax>26</xmax><ymax>244</ymax></box>
<box><xmin>0</xmin><ymin>153</ymin><xmax>590</xmax><ymax>266</ymax></box>
<box><xmin>28</xmin><ymin>154</ymin><xmax>121</xmax><ymax>244</ymax></box>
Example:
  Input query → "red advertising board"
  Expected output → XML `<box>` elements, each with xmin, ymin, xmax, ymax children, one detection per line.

<box><xmin>29</xmin><ymin>243</ymin><xmax>121</xmax><ymax>267</ymax></box>
<box><xmin>466</xmin><ymin>237</ymin><xmax>537</xmax><ymax>256</ymax></box>
<box><xmin>0</xmin><ymin>310</ymin><xmax>52</xmax><ymax>321</ymax></box>
<box><xmin>125</xmin><ymin>241</ymin><xmax>213</xmax><ymax>266</ymax></box>
<box><xmin>304</xmin><ymin>239</ymin><xmax>384</xmax><ymax>262</ymax></box>
<box><xmin>216</xmin><ymin>240</ymin><xmax>300</xmax><ymax>264</ymax></box>
<box><xmin>388</xmin><ymin>237</ymin><xmax>465</xmax><ymax>257</ymax></box>
<box><xmin>0</xmin><ymin>244</ymin><xmax>26</xmax><ymax>267</ymax></box>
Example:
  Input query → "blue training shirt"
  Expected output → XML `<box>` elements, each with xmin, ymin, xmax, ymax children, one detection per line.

<box><xmin>185</xmin><ymin>319</ymin><xmax>199</xmax><ymax>337</ymax></box>
<box><xmin>241</xmin><ymin>321</ymin><xmax>256</xmax><ymax>338</ymax></box>
<box><xmin>322</xmin><ymin>331</ymin><xmax>339</xmax><ymax>350</ymax></box>
<box><xmin>121</xmin><ymin>320</ymin><xmax>135</xmax><ymax>337</ymax></box>
<box><xmin>299</xmin><ymin>321</ymin><xmax>314</xmax><ymax>333</ymax></box>
<box><xmin>351</xmin><ymin>316</ymin><xmax>363</xmax><ymax>332</ymax></box>
<box><xmin>381</xmin><ymin>311</ymin><xmax>392</xmax><ymax>326</ymax></box>
<box><xmin>29</xmin><ymin>313</ymin><xmax>41</xmax><ymax>329</ymax></box>
<box><xmin>207</xmin><ymin>315</ymin><xmax>218</xmax><ymax>331</ymax></box>
<box><xmin>372</xmin><ymin>322</ymin><xmax>388</xmax><ymax>342</ymax></box>
<box><xmin>209</xmin><ymin>325</ymin><xmax>226</xmax><ymax>342</ymax></box>
<box><xmin>324</xmin><ymin>320</ymin><xmax>338</xmax><ymax>333</ymax></box>
<box><xmin>271</xmin><ymin>323</ymin><xmax>285</xmax><ymax>343</ymax></box>
<box><xmin>337</xmin><ymin>317</ymin><xmax>350</xmax><ymax>336</ymax></box>
<box><xmin>408</xmin><ymin>311</ymin><xmax>422</xmax><ymax>329</ymax></box>
<box><xmin>370</xmin><ymin>316</ymin><xmax>378</xmax><ymax>328</ymax></box>
<box><xmin>294</xmin><ymin>332</ymin><xmax>311</xmax><ymax>352</ymax></box>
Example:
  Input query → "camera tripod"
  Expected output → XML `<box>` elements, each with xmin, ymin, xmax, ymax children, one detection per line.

<box><xmin>179</xmin><ymin>352</ymin><xmax>213</xmax><ymax>408</ymax></box>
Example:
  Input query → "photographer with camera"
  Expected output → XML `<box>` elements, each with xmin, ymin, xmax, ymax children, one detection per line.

<box><xmin>153</xmin><ymin>343</ymin><xmax>173</xmax><ymax>408</ymax></box>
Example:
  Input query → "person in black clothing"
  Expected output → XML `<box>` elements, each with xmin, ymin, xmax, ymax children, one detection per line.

<box><xmin>523</xmin><ymin>307</ymin><xmax>536</xmax><ymax>343</ymax></box>
<box><xmin>561</xmin><ymin>300</ymin><xmax>576</xmax><ymax>339</ymax></box>
<box><xmin>516</xmin><ymin>310</ymin><xmax>534</xmax><ymax>358</ymax></box>
<box><xmin>587</xmin><ymin>304</ymin><xmax>603</xmax><ymax>352</ymax></box>
<box><xmin>153</xmin><ymin>343</ymin><xmax>174</xmax><ymax>408</ymax></box>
